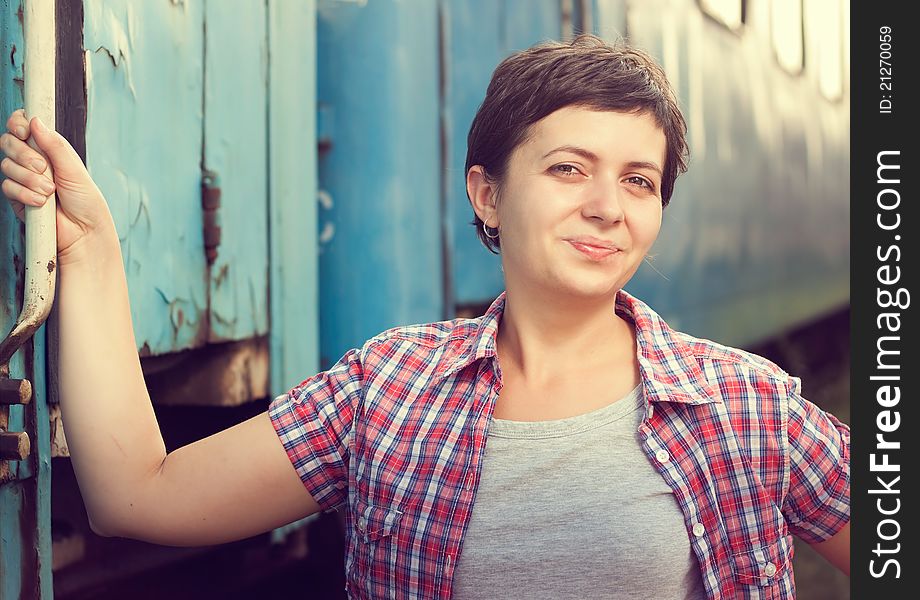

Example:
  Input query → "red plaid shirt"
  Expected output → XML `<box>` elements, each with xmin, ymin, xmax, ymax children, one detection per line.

<box><xmin>270</xmin><ymin>290</ymin><xmax>850</xmax><ymax>599</ymax></box>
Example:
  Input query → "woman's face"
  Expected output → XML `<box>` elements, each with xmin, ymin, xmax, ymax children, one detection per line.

<box><xmin>471</xmin><ymin>106</ymin><xmax>666</xmax><ymax>300</ymax></box>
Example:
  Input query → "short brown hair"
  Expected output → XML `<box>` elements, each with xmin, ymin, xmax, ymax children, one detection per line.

<box><xmin>466</xmin><ymin>34</ymin><xmax>689</xmax><ymax>253</ymax></box>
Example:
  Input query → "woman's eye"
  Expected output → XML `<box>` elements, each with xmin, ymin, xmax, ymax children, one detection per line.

<box><xmin>551</xmin><ymin>164</ymin><xmax>581</xmax><ymax>177</ymax></box>
<box><xmin>625</xmin><ymin>175</ymin><xmax>654</xmax><ymax>190</ymax></box>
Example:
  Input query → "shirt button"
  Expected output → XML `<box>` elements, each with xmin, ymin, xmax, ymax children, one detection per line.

<box><xmin>692</xmin><ymin>522</ymin><xmax>705</xmax><ymax>537</ymax></box>
<box><xmin>358</xmin><ymin>517</ymin><xmax>367</xmax><ymax>530</ymax></box>
<box><xmin>764</xmin><ymin>562</ymin><xmax>777</xmax><ymax>577</ymax></box>
<box><xmin>656</xmin><ymin>449</ymin><xmax>670</xmax><ymax>463</ymax></box>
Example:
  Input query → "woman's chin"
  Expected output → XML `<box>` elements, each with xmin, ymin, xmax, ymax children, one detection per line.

<box><xmin>550</xmin><ymin>274</ymin><xmax>624</xmax><ymax>300</ymax></box>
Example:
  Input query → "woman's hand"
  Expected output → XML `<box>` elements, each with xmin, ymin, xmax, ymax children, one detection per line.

<box><xmin>1</xmin><ymin>108</ymin><xmax>115</xmax><ymax>263</ymax></box>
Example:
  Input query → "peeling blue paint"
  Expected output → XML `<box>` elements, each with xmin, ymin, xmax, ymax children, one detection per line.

<box><xmin>85</xmin><ymin>0</ymin><xmax>208</xmax><ymax>355</ymax></box>
<box><xmin>204</xmin><ymin>0</ymin><xmax>270</xmax><ymax>344</ymax></box>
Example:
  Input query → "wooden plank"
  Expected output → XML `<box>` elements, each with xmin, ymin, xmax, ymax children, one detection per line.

<box><xmin>143</xmin><ymin>336</ymin><xmax>269</xmax><ymax>407</ymax></box>
<box><xmin>267</xmin><ymin>0</ymin><xmax>319</xmax><ymax>394</ymax></box>
<box><xmin>204</xmin><ymin>0</ymin><xmax>270</xmax><ymax>343</ymax></box>
<box><xmin>83</xmin><ymin>0</ymin><xmax>208</xmax><ymax>355</ymax></box>
<box><xmin>316</xmin><ymin>0</ymin><xmax>442</xmax><ymax>366</ymax></box>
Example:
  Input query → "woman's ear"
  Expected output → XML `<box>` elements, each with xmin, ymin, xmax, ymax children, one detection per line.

<box><xmin>467</xmin><ymin>165</ymin><xmax>499</xmax><ymax>226</ymax></box>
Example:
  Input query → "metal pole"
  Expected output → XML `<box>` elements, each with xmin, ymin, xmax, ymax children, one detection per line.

<box><xmin>0</xmin><ymin>0</ymin><xmax>58</xmax><ymax>366</ymax></box>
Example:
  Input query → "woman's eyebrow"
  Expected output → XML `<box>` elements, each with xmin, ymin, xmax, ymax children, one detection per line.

<box><xmin>626</xmin><ymin>161</ymin><xmax>663</xmax><ymax>176</ymax></box>
<box><xmin>541</xmin><ymin>145</ymin><xmax>599</xmax><ymax>161</ymax></box>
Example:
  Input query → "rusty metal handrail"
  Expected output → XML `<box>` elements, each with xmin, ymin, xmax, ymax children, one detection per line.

<box><xmin>0</xmin><ymin>0</ymin><xmax>57</xmax><ymax>367</ymax></box>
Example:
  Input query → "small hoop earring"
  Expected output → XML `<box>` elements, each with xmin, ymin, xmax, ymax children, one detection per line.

<box><xmin>482</xmin><ymin>221</ymin><xmax>500</xmax><ymax>240</ymax></box>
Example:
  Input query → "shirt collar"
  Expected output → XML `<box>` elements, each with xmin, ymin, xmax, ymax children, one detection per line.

<box><xmin>615</xmin><ymin>289</ymin><xmax>721</xmax><ymax>405</ymax></box>
<box><xmin>436</xmin><ymin>290</ymin><xmax>720</xmax><ymax>406</ymax></box>
<box><xmin>434</xmin><ymin>293</ymin><xmax>503</xmax><ymax>381</ymax></box>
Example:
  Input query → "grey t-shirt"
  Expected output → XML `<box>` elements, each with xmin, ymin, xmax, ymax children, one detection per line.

<box><xmin>452</xmin><ymin>385</ymin><xmax>707</xmax><ymax>599</ymax></box>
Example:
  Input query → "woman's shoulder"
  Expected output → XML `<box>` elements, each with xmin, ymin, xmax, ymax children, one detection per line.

<box><xmin>351</xmin><ymin>314</ymin><xmax>493</xmax><ymax>382</ymax></box>
<box><xmin>361</xmin><ymin>316</ymin><xmax>485</xmax><ymax>355</ymax></box>
<box><xmin>621</xmin><ymin>291</ymin><xmax>794</xmax><ymax>389</ymax></box>
<box><xmin>362</xmin><ymin>294</ymin><xmax>505</xmax><ymax>358</ymax></box>
<box><xmin>673</xmin><ymin>329</ymin><xmax>792</xmax><ymax>383</ymax></box>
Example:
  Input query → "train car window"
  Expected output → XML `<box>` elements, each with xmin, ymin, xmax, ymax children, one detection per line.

<box><xmin>698</xmin><ymin>0</ymin><xmax>744</xmax><ymax>30</ymax></box>
<box><xmin>805</xmin><ymin>0</ymin><xmax>845</xmax><ymax>99</ymax></box>
<box><xmin>771</xmin><ymin>0</ymin><xmax>804</xmax><ymax>74</ymax></box>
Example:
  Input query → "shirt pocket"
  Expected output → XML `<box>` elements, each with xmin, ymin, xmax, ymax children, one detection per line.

<box><xmin>346</xmin><ymin>496</ymin><xmax>405</xmax><ymax>598</ymax></box>
<box><xmin>355</xmin><ymin>497</ymin><xmax>403</xmax><ymax>542</ymax></box>
<box><xmin>730</xmin><ymin>534</ymin><xmax>793</xmax><ymax>589</ymax></box>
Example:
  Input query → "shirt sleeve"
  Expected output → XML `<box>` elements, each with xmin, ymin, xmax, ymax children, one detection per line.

<box><xmin>268</xmin><ymin>347</ymin><xmax>364</xmax><ymax>512</ymax></box>
<box><xmin>781</xmin><ymin>378</ymin><xmax>850</xmax><ymax>544</ymax></box>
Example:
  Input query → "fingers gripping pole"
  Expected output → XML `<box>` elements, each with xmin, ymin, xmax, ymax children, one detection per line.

<box><xmin>0</xmin><ymin>0</ymin><xmax>58</xmax><ymax>367</ymax></box>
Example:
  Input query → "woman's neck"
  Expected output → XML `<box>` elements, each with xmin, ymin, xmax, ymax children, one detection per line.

<box><xmin>496</xmin><ymin>283</ymin><xmax>635</xmax><ymax>385</ymax></box>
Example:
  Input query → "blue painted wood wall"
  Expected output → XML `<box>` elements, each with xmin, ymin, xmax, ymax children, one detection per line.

<box><xmin>81</xmin><ymin>0</ymin><xmax>318</xmax><ymax>392</ymax></box>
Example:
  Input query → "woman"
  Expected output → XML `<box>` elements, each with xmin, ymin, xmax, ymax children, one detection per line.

<box><xmin>2</xmin><ymin>35</ymin><xmax>848</xmax><ymax>599</ymax></box>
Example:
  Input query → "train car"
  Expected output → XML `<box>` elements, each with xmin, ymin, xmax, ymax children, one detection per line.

<box><xmin>1</xmin><ymin>0</ymin><xmax>849</xmax><ymax>597</ymax></box>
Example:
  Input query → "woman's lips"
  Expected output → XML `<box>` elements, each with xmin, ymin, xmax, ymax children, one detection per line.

<box><xmin>566</xmin><ymin>240</ymin><xmax>621</xmax><ymax>261</ymax></box>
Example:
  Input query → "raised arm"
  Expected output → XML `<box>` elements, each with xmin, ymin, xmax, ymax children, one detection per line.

<box><xmin>2</xmin><ymin>110</ymin><xmax>320</xmax><ymax>546</ymax></box>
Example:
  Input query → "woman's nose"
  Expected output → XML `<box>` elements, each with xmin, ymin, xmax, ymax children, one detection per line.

<box><xmin>582</xmin><ymin>176</ymin><xmax>625</xmax><ymax>223</ymax></box>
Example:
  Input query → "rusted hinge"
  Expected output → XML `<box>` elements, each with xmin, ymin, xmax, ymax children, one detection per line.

<box><xmin>201</xmin><ymin>170</ymin><xmax>221</xmax><ymax>265</ymax></box>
